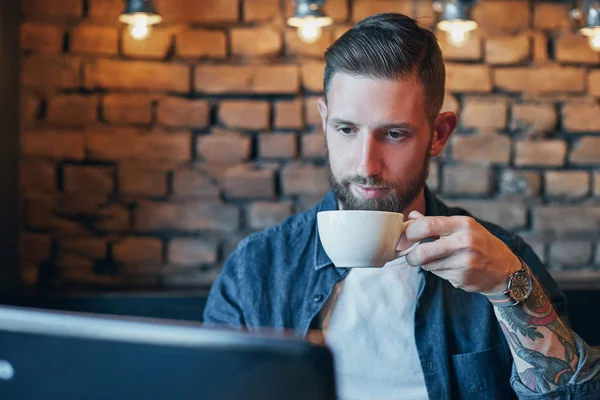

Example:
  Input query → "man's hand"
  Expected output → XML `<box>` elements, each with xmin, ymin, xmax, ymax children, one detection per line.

<box><xmin>402</xmin><ymin>211</ymin><xmax>522</xmax><ymax>295</ymax></box>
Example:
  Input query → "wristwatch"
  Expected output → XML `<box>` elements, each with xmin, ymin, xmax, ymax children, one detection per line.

<box><xmin>486</xmin><ymin>257</ymin><xmax>534</xmax><ymax>307</ymax></box>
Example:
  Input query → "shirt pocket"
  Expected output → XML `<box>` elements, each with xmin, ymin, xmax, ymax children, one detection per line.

<box><xmin>451</xmin><ymin>344</ymin><xmax>513</xmax><ymax>400</ymax></box>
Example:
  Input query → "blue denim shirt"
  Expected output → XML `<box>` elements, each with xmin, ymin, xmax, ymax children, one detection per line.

<box><xmin>204</xmin><ymin>188</ymin><xmax>600</xmax><ymax>399</ymax></box>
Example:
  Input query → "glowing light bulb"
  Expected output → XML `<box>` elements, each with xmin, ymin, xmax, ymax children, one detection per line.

<box><xmin>447</xmin><ymin>27</ymin><xmax>470</xmax><ymax>47</ymax></box>
<box><xmin>130</xmin><ymin>21</ymin><xmax>150</xmax><ymax>40</ymax></box>
<box><xmin>437</xmin><ymin>19</ymin><xmax>477</xmax><ymax>48</ymax></box>
<box><xmin>298</xmin><ymin>20</ymin><xmax>322</xmax><ymax>43</ymax></box>
<box><xmin>588</xmin><ymin>31</ymin><xmax>600</xmax><ymax>52</ymax></box>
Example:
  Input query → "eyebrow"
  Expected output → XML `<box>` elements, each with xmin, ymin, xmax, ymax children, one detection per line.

<box><xmin>328</xmin><ymin>117</ymin><xmax>418</xmax><ymax>132</ymax></box>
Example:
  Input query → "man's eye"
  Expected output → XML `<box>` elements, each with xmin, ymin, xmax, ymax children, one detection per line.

<box><xmin>338</xmin><ymin>127</ymin><xmax>354</xmax><ymax>135</ymax></box>
<box><xmin>386</xmin><ymin>131</ymin><xmax>404</xmax><ymax>139</ymax></box>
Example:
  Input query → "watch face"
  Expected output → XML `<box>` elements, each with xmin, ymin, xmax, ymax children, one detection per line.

<box><xmin>510</xmin><ymin>271</ymin><xmax>532</xmax><ymax>301</ymax></box>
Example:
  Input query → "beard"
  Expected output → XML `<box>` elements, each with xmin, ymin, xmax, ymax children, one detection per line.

<box><xmin>327</xmin><ymin>147</ymin><xmax>431</xmax><ymax>214</ymax></box>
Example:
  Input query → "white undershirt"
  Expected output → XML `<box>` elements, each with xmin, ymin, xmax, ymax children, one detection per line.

<box><xmin>321</xmin><ymin>258</ymin><xmax>429</xmax><ymax>400</ymax></box>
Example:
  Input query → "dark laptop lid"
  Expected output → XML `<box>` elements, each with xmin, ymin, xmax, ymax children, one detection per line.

<box><xmin>0</xmin><ymin>305</ymin><xmax>336</xmax><ymax>400</ymax></box>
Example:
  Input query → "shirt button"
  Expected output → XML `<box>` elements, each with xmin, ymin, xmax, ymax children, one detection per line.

<box><xmin>313</xmin><ymin>294</ymin><xmax>323</xmax><ymax>302</ymax></box>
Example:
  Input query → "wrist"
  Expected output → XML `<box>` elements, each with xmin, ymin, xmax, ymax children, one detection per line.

<box><xmin>485</xmin><ymin>257</ymin><xmax>534</xmax><ymax>307</ymax></box>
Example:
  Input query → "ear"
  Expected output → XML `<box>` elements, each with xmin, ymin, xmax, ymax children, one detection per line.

<box><xmin>317</xmin><ymin>97</ymin><xmax>328</xmax><ymax>136</ymax></box>
<box><xmin>430</xmin><ymin>112</ymin><xmax>457</xmax><ymax>157</ymax></box>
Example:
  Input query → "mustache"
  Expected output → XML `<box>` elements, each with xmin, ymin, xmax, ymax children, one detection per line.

<box><xmin>341</xmin><ymin>175</ymin><xmax>396</xmax><ymax>189</ymax></box>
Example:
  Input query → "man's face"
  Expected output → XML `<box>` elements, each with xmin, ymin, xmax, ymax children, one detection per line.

<box><xmin>318</xmin><ymin>73</ymin><xmax>436</xmax><ymax>213</ymax></box>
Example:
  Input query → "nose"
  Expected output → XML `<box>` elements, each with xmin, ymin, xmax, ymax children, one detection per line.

<box><xmin>356</xmin><ymin>135</ymin><xmax>382</xmax><ymax>178</ymax></box>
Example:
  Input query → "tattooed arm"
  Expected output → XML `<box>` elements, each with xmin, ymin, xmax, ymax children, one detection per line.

<box><xmin>493</xmin><ymin>270</ymin><xmax>600</xmax><ymax>396</ymax></box>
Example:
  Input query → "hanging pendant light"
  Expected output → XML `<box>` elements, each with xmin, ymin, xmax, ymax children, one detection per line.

<box><xmin>433</xmin><ymin>0</ymin><xmax>478</xmax><ymax>48</ymax></box>
<box><xmin>571</xmin><ymin>0</ymin><xmax>600</xmax><ymax>51</ymax></box>
<box><xmin>119</xmin><ymin>0</ymin><xmax>162</xmax><ymax>41</ymax></box>
<box><xmin>287</xmin><ymin>0</ymin><xmax>333</xmax><ymax>44</ymax></box>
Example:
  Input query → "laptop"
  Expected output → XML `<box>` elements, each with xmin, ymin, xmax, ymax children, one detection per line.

<box><xmin>0</xmin><ymin>305</ymin><xmax>337</xmax><ymax>400</ymax></box>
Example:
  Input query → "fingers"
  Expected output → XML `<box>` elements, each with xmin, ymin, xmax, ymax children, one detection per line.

<box><xmin>403</xmin><ymin>213</ymin><xmax>477</xmax><ymax>242</ymax></box>
<box><xmin>405</xmin><ymin>236</ymin><xmax>457</xmax><ymax>266</ymax></box>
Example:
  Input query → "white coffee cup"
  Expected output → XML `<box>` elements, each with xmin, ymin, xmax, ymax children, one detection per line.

<box><xmin>317</xmin><ymin>210</ymin><xmax>420</xmax><ymax>268</ymax></box>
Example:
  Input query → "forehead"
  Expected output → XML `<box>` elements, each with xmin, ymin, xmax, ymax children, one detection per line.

<box><xmin>326</xmin><ymin>72</ymin><xmax>427</xmax><ymax>125</ymax></box>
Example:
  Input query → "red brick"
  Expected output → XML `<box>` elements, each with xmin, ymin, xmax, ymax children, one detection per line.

<box><xmin>172</xmin><ymin>167</ymin><xmax>220</xmax><ymax>198</ymax></box>
<box><xmin>20</xmin><ymin>160</ymin><xmax>56</xmax><ymax>194</ymax></box>
<box><xmin>562</xmin><ymin>103</ymin><xmax>600</xmax><ymax>132</ymax></box>
<box><xmin>305</xmin><ymin>97</ymin><xmax>322</xmax><ymax>125</ymax></box>
<box><xmin>555</xmin><ymin>34</ymin><xmax>600</xmax><ymax>64</ymax></box>
<box><xmin>545</xmin><ymin>171</ymin><xmax>590</xmax><ymax>198</ymax></box>
<box><xmin>530</xmin><ymin>31</ymin><xmax>548</xmax><ymax>63</ymax></box>
<box><xmin>259</xmin><ymin>134</ymin><xmax>297</xmax><ymax>159</ymax></box>
<box><xmin>123</xmin><ymin>28</ymin><xmax>172</xmax><ymax>60</ymax></box>
<box><xmin>20</xmin><ymin>232</ymin><xmax>52</xmax><ymax>263</ymax></box>
<box><xmin>590</xmin><ymin>71</ymin><xmax>600</xmax><ymax>97</ymax></box>
<box><xmin>248</xmin><ymin>202</ymin><xmax>293</xmax><ymax>230</ymax></box>
<box><xmin>22</xmin><ymin>130</ymin><xmax>85</xmax><ymax>159</ymax></box>
<box><xmin>274</xmin><ymin>100</ymin><xmax>303</xmax><ymax>129</ymax></box>
<box><xmin>86</xmin><ymin>129</ymin><xmax>191</xmax><ymax>162</ymax></box>
<box><xmin>281</xmin><ymin>163</ymin><xmax>330</xmax><ymax>195</ymax></box>
<box><xmin>534</xmin><ymin>206</ymin><xmax>600</xmax><ymax>237</ymax></box>
<box><xmin>570</xmin><ymin>137</ymin><xmax>600</xmax><ymax>165</ymax></box>
<box><xmin>515</xmin><ymin>140</ymin><xmax>567</xmax><ymax>167</ymax></box>
<box><xmin>176</xmin><ymin>29</ymin><xmax>227</xmax><ymax>59</ymax></box>
<box><xmin>494</xmin><ymin>66</ymin><xmax>585</xmax><ymax>93</ymax></box>
<box><xmin>334</xmin><ymin>25</ymin><xmax>351</xmax><ymax>41</ymax></box>
<box><xmin>22</xmin><ymin>0</ymin><xmax>83</xmax><ymax>18</ymax></box>
<box><xmin>21</xmin><ymin>93</ymin><xmax>40</xmax><ymax>128</ymax></box>
<box><xmin>231</xmin><ymin>27</ymin><xmax>282</xmax><ymax>57</ymax></box>
<box><xmin>302</xmin><ymin>134</ymin><xmax>326</xmax><ymax>159</ymax></box>
<box><xmin>443</xmin><ymin>165</ymin><xmax>491</xmax><ymax>195</ymax></box>
<box><xmin>118</xmin><ymin>167</ymin><xmax>168</xmax><ymax>197</ymax></box>
<box><xmin>448</xmin><ymin>200</ymin><xmax>527</xmax><ymax>230</ymax></box>
<box><xmin>58</xmin><ymin>237</ymin><xmax>107</xmax><ymax>259</ymax></box>
<box><xmin>46</xmin><ymin>94</ymin><xmax>98</xmax><ymax>127</ymax></box>
<box><xmin>219</xmin><ymin>101</ymin><xmax>270</xmax><ymax>130</ymax></box>
<box><xmin>440</xmin><ymin>94</ymin><xmax>460</xmax><ymax>114</ymax></box>
<box><xmin>113</xmin><ymin>237</ymin><xmax>163</xmax><ymax>264</ymax></box>
<box><xmin>485</xmin><ymin>36</ymin><xmax>531</xmax><ymax>65</ymax></box>
<box><xmin>445</xmin><ymin>64</ymin><xmax>492</xmax><ymax>93</ymax></box>
<box><xmin>159</xmin><ymin>0</ymin><xmax>239</xmax><ymax>23</ymax></box>
<box><xmin>196</xmin><ymin>131</ymin><xmax>252</xmax><ymax>164</ymax></box>
<box><xmin>436</xmin><ymin>32</ymin><xmax>482</xmax><ymax>61</ymax></box>
<box><xmin>20</xmin><ymin>22</ymin><xmax>63</xmax><ymax>54</ymax></box>
<box><xmin>511</xmin><ymin>103</ymin><xmax>557</xmax><ymax>135</ymax></box>
<box><xmin>157</xmin><ymin>98</ymin><xmax>210</xmax><ymax>129</ymax></box>
<box><xmin>63</xmin><ymin>165</ymin><xmax>115</xmax><ymax>196</ymax></box>
<box><xmin>549</xmin><ymin>242</ymin><xmax>592</xmax><ymax>268</ymax></box>
<box><xmin>93</xmin><ymin>204</ymin><xmax>131</xmax><ymax>232</ymax></box>
<box><xmin>223</xmin><ymin>165</ymin><xmax>276</xmax><ymax>199</ymax></box>
<box><xmin>87</xmin><ymin>0</ymin><xmax>122</xmax><ymax>21</ymax></box>
<box><xmin>195</xmin><ymin>65</ymin><xmax>299</xmax><ymax>94</ymax></box>
<box><xmin>452</xmin><ymin>134</ymin><xmax>511</xmax><ymax>164</ymax></box>
<box><xmin>102</xmin><ymin>94</ymin><xmax>154</xmax><ymax>125</ymax></box>
<box><xmin>461</xmin><ymin>96</ymin><xmax>508</xmax><ymax>129</ymax></box>
<box><xmin>70</xmin><ymin>25</ymin><xmax>118</xmax><ymax>55</ymax></box>
<box><xmin>472</xmin><ymin>1</ymin><xmax>530</xmax><ymax>34</ymax></box>
<box><xmin>134</xmin><ymin>201</ymin><xmax>240</xmax><ymax>232</ymax></box>
<box><xmin>244</xmin><ymin>0</ymin><xmax>280</xmax><ymax>22</ymax></box>
<box><xmin>534</xmin><ymin>3</ymin><xmax>571</xmax><ymax>30</ymax></box>
<box><xmin>21</xmin><ymin>55</ymin><xmax>80</xmax><ymax>89</ymax></box>
<box><xmin>301</xmin><ymin>63</ymin><xmax>325</xmax><ymax>93</ymax></box>
<box><xmin>352</xmin><ymin>0</ymin><xmax>411</xmax><ymax>22</ymax></box>
<box><xmin>85</xmin><ymin>59</ymin><xmax>190</xmax><ymax>93</ymax></box>
<box><xmin>284</xmin><ymin>28</ymin><xmax>333</xmax><ymax>58</ymax></box>
<box><xmin>56</xmin><ymin>195</ymin><xmax>106</xmax><ymax>216</ymax></box>
<box><xmin>168</xmin><ymin>238</ymin><xmax>218</xmax><ymax>265</ymax></box>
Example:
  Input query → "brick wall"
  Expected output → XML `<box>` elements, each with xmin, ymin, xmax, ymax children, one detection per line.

<box><xmin>18</xmin><ymin>0</ymin><xmax>600</xmax><ymax>291</ymax></box>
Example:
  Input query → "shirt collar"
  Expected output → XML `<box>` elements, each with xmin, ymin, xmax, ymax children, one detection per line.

<box><xmin>313</xmin><ymin>186</ymin><xmax>446</xmax><ymax>271</ymax></box>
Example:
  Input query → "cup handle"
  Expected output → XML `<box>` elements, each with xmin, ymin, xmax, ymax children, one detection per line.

<box><xmin>395</xmin><ymin>219</ymin><xmax>421</xmax><ymax>258</ymax></box>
